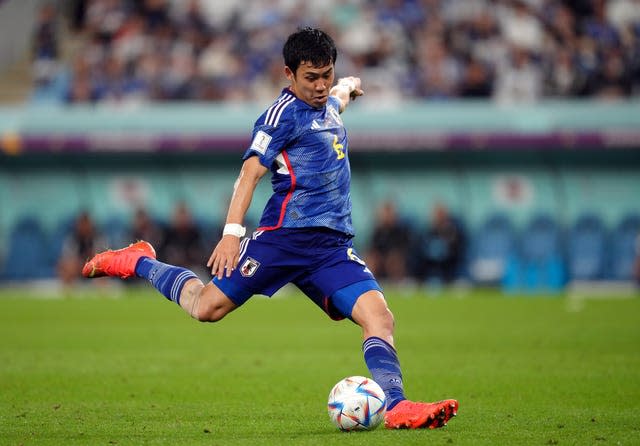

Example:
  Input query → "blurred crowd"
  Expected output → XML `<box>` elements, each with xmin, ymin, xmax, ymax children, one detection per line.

<box><xmin>57</xmin><ymin>200</ymin><xmax>466</xmax><ymax>288</ymax></box>
<box><xmin>31</xmin><ymin>0</ymin><xmax>640</xmax><ymax>105</ymax></box>
<box><xmin>58</xmin><ymin>202</ymin><xmax>211</xmax><ymax>286</ymax></box>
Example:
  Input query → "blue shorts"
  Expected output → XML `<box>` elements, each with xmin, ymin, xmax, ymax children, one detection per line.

<box><xmin>212</xmin><ymin>227</ymin><xmax>382</xmax><ymax>320</ymax></box>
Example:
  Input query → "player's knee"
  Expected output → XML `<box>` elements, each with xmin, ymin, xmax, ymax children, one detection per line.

<box><xmin>195</xmin><ymin>289</ymin><xmax>236</xmax><ymax>322</ymax></box>
<box><xmin>378</xmin><ymin>306</ymin><xmax>395</xmax><ymax>334</ymax></box>
<box><xmin>352</xmin><ymin>290</ymin><xmax>395</xmax><ymax>333</ymax></box>
<box><xmin>368</xmin><ymin>298</ymin><xmax>395</xmax><ymax>337</ymax></box>
<box><xmin>196</xmin><ymin>301</ymin><xmax>229</xmax><ymax>322</ymax></box>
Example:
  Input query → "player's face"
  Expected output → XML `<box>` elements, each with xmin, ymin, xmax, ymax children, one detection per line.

<box><xmin>286</xmin><ymin>62</ymin><xmax>335</xmax><ymax>108</ymax></box>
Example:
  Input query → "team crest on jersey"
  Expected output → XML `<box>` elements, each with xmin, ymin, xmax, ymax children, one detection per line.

<box><xmin>240</xmin><ymin>257</ymin><xmax>260</xmax><ymax>277</ymax></box>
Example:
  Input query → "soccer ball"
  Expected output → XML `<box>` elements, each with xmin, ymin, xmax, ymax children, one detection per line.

<box><xmin>327</xmin><ymin>376</ymin><xmax>387</xmax><ymax>431</ymax></box>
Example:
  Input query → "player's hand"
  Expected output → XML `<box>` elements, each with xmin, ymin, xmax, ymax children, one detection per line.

<box><xmin>338</xmin><ymin>76</ymin><xmax>364</xmax><ymax>99</ymax></box>
<box><xmin>331</xmin><ymin>77</ymin><xmax>364</xmax><ymax>112</ymax></box>
<box><xmin>207</xmin><ymin>235</ymin><xmax>241</xmax><ymax>280</ymax></box>
<box><xmin>349</xmin><ymin>77</ymin><xmax>364</xmax><ymax>99</ymax></box>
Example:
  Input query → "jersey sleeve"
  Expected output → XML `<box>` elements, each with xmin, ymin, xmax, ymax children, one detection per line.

<box><xmin>327</xmin><ymin>95</ymin><xmax>342</xmax><ymax>113</ymax></box>
<box><xmin>242</xmin><ymin>114</ymin><xmax>296</xmax><ymax>168</ymax></box>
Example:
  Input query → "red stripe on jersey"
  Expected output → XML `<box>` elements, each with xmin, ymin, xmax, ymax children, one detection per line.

<box><xmin>257</xmin><ymin>150</ymin><xmax>296</xmax><ymax>231</ymax></box>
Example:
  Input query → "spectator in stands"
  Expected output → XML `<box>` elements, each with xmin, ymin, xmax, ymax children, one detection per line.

<box><xmin>159</xmin><ymin>201</ymin><xmax>208</xmax><ymax>278</ymax></box>
<box><xmin>414</xmin><ymin>32</ymin><xmax>462</xmax><ymax>99</ymax></box>
<box><xmin>84</xmin><ymin>0</ymin><xmax>128</xmax><ymax>45</ymax></box>
<box><xmin>29</xmin><ymin>0</ymin><xmax>640</xmax><ymax>104</ymax></box>
<box><xmin>65</xmin><ymin>54</ymin><xmax>98</xmax><ymax>103</ymax></box>
<box><xmin>593</xmin><ymin>50</ymin><xmax>633</xmax><ymax>99</ymax></box>
<box><xmin>130</xmin><ymin>207</ymin><xmax>165</xmax><ymax>250</ymax></box>
<box><xmin>459</xmin><ymin>57</ymin><xmax>493</xmax><ymax>98</ymax></box>
<box><xmin>412</xmin><ymin>203</ymin><xmax>464</xmax><ymax>285</ymax></box>
<box><xmin>94</xmin><ymin>53</ymin><xmax>147</xmax><ymax>105</ymax></box>
<box><xmin>57</xmin><ymin>211</ymin><xmax>106</xmax><ymax>286</ymax></box>
<box><xmin>65</xmin><ymin>0</ymin><xmax>89</xmax><ymax>33</ymax></box>
<box><xmin>32</xmin><ymin>3</ymin><xmax>60</xmax><ymax>89</ymax></box>
<box><xmin>496</xmin><ymin>0</ymin><xmax>544</xmax><ymax>53</ymax></box>
<box><xmin>544</xmin><ymin>47</ymin><xmax>582</xmax><ymax>97</ymax></box>
<box><xmin>365</xmin><ymin>201</ymin><xmax>412</xmax><ymax>284</ymax></box>
<box><xmin>493</xmin><ymin>46</ymin><xmax>543</xmax><ymax>104</ymax></box>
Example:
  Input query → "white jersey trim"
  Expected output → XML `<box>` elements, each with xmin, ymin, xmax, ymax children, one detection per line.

<box><xmin>238</xmin><ymin>236</ymin><xmax>250</xmax><ymax>262</ymax></box>
<box><xmin>274</xmin><ymin>153</ymin><xmax>290</xmax><ymax>175</ymax></box>
<box><xmin>264</xmin><ymin>94</ymin><xmax>295</xmax><ymax>127</ymax></box>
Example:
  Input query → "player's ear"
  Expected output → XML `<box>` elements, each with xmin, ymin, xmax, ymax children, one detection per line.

<box><xmin>284</xmin><ymin>66</ymin><xmax>295</xmax><ymax>82</ymax></box>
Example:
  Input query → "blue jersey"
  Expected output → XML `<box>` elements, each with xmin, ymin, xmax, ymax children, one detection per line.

<box><xmin>243</xmin><ymin>88</ymin><xmax>354</xmax><ymax>236</ymax></box>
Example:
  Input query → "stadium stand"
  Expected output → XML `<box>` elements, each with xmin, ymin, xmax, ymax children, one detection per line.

<box><xmin>0</xmin><ymin>162</ymin><xmax>638</xmax><ymax>286</ymax></box>
<box><xmin>0</xmin><ymin>0</ymin><xmax>639</xmax><ymax>291</ymax></box>
<box><xmin>28</xmin><ymin>0</ymin><xmax>640</xmax><ymax>105</ymax></box>
<box><xmin>0</xmin><ymin>0</ymin><xmax>42</xmax><ymax>103</ymax></box>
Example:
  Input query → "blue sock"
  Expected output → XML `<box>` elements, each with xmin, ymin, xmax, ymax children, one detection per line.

<box><xmin>135</xmin><ymin>258</ymin><xmax>198</xmax><ymax>305</ymax></box>
<box><xmin>363</xmin><ymin>336</ymin><xmax>406</xmax><ymax>410</ymax></box>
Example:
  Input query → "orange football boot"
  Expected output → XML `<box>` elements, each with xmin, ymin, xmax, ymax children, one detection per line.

<box><xmin>384</xmin><ymin>399</ymin><xmax>458</xmax><ymax>429</ymax></box>
<box><xmin>82</xmin><ymin>241</ymin><xmax>156</xmax><ymax>279</ymax></box>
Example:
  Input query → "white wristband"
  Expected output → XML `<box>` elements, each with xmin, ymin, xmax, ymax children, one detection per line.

<box><xmin>223</xmin><ymin>223</ymin><xmax>246</xmax><ymax>238</ymax></box>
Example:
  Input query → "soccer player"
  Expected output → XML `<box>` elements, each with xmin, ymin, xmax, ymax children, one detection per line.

<box><xmin>82</xmin><ymin>27</ymin><xmax>458</xmax><ymax>429</ymax></box>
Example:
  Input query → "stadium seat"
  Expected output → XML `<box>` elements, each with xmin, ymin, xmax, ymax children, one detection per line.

<box><xmin>608</xmin><ymin>214</ymin><xmax>640</xmax><ymax>281</ymax></box>
<box><xmin>520</xmin><ymin>214</ymin><xmax>562</xmax><ymax>261</ymax></box>
<box><xmin>468</xmin><ymin>214</ymin><xmax>516</xmax><ymax>284</ymax></box>
<box><xmin>1</xmin><ymin>217</ymin><xmax>54</xmax><ymax>280</ymax></box>
<box><xmin>566</xmin><ymin>214</ymin><xmax>608</xmax><ymax>281</ymax></box>
<box><xmin>503</xmin><ymin>214</ymin><xmax>565</xmax><ymax>292</ymax></box>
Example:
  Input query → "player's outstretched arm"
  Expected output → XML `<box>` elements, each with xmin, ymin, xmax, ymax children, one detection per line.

<box><xmin>330</xmin><ymin>76</ymin><xmax>364</xmax><ymax>113</ymax></box>
<box><xmin>207</xmin><ymin>156</ymin><xmax>268</xmax><ymax>279</ymax></box>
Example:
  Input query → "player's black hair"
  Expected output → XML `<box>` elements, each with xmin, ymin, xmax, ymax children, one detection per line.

<box><xmin>283</xmin><ymin>27</ymin><xmax>337</xmax><ymax>74</ymax></box>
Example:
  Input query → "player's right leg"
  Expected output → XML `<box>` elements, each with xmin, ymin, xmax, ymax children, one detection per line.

<box><xmin>82</xmin><ymin>241</ymin><xmax>238</xmax><ymax>321</ymax></box>
<box><xmin>349</xmin><ymin>289</ymin><xmax>459</xmax><ymax>429</ymax></box>
<box><xmin>383</xmin><ymin>399</ymin><xmax>458</xmax><ymax>429</ymax></box>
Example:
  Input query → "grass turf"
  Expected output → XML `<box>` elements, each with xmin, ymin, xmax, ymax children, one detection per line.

<box><xmin>1</xmin><ymin>286</ymin><xmax>639</xmax><ymax>445</ymax></box>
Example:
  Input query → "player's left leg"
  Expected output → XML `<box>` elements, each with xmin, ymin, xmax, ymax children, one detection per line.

<box><xmin>349</xmin><ymin>289</ymin><xmax>458</xmax><ymax>429</ymax></box>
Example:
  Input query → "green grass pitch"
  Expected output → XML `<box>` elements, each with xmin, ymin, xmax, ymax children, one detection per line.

<box><xmin>1</xmin><ymin>286</ymin><xmax>639</xmax><ymax>445</ymax></box>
